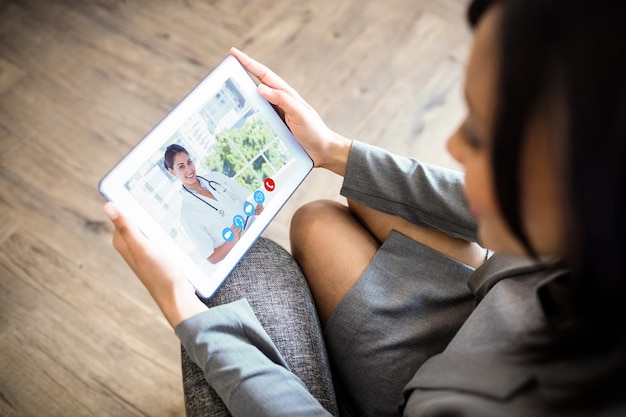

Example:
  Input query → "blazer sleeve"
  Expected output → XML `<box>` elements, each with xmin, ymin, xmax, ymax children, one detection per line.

<box><xmin>175</xmin><ymin>299</ymin><xmax>332</xmax><ymax>417</ymax></box>
<box><xmin>341</xmin><ymin>141</ymin><xmax>479</xmax><ymax>242</ymax></box>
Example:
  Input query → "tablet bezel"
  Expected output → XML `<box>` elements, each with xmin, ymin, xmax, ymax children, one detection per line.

<box><xmin>99</xmin><ymin>55</ymin><xmax>313</xmax><ymax>298</ymax></box>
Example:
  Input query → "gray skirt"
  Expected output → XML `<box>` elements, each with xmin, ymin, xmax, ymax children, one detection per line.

<box><xmin>324</xmin><ymin>231</ymin><xmax>477</xmax><ymax>417</ymax></box>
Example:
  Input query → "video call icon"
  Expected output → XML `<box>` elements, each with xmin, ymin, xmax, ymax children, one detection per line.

<box><xmin>233</xmin><ymin>214</ymin><xmax>246</xmax><ymax>229</ymax></box>
<box><xmin>243</xmin><ymin>202</ymin><xmax>255</xmax><ymax>216</ymax></box>
<box><xmin>222</xmin><ymin>178</ymin><xmax>276</xmax><ymax>244</ymax></box>
<box><xmin>264</xmin><ymin>177</ymin><xmax>275</xmax><ymax>192</ymax></box>
<box><xmin>222</xmin><ymin>227</ymin><xmax>234</xmax><ymax>242</ymax></box>
<box><xmin>254</xmin><ymin>190</ymin><xmax>265</xmax><ymax>204</ymax></box>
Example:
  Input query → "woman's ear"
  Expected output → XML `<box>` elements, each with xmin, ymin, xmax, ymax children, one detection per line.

<box><xmin>167</xmin><ymin>167</ymin><xmax>176</xmax><ymax>177</ymax></box>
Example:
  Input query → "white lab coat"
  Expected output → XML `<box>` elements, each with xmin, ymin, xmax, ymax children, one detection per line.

<box><xmin>179</xmin><ymin>172</ymin><xmax>251</xmax><ymax>259</ymax></box>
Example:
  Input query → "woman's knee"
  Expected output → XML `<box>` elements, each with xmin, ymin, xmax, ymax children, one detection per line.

<box><xmin>290</xmin><ymin>200</ymin><xmax>347</xmax><ymax>249</ymax></box>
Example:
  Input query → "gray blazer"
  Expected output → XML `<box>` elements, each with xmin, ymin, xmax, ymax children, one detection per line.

<box><xmin>178</xmin><ymin>141</ymin><xmax>626</xmax><ymax>416</ymax></box>
<box><xmin>343</xmin><ymin>141</ymin><xmax>626</xmax><ymax>416</ymax></box>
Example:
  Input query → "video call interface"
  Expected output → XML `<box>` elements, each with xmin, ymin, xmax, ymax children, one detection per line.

<box><xmin>122</xmin><ymin>76</ymin><xmax>295</xmax><ymax>266</ymax></box>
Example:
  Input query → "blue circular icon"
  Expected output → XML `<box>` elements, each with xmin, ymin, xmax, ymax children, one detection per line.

<box><xmin>243</xmin><ymin>202</ymin><xmax>255</xmax><ymax>216</ymax></box>
<box><xmin>233</xmin><ymin>214</ymin><xmax>246</xmax><ymax>229</ymax></box>
<box><xmin>254</xmin><ymin>190</ymin><xmax>265</xmax><ymax>204</ymax></box>
<box><xmin>222</xmin><ymin>227</ymin><xmax>235</xmax><ymax>242</ymax></box>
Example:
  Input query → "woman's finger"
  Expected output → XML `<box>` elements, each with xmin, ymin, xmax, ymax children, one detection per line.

<box><xmin>258</xmin><ymin>84</ymin><xmax>311</xmax><ymax>122</ymax></box>
<box><xmin>104</xmin><ymin>202</ymin><xmax>148</xmax><ymax>243</ymax></box>
<box><xmin>103</xmin><ymin>202</ymin><xmax>147</xmax><ymax>264</ymax></box>
<box><xmin>103</xmin><ymin>201</ymin><xmax>122</xmax><ymax>227</ymax></box>
<box><xmin>229</xmin><ymin>47</ymin><xmax>301</xmax><ymax>99</ymax></box>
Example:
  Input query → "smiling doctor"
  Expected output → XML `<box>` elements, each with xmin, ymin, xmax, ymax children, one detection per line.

<box><xmin>164</xmin><ymin>144</ymin><xmax>263</xmax><ymax>264</ymax></box>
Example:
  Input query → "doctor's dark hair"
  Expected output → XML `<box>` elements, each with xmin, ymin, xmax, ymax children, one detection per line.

<box><xmin>163</xmin><ymin>144</ymin><xmax>190</xmax><ymax>171</ymax></box>
<box><xmin>468</xmin><ymin>0</ymin><xmax>626</xmax><ymax>405</ymax></box>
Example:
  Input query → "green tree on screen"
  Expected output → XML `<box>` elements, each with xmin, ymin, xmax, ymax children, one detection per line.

<box><xmin>203</xmin><ymin>118</ymin><xmax>287</xmax><ymax>190</ymax></box>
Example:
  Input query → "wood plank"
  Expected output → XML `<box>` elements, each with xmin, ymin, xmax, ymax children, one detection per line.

<box><xmin>0</xmin><ymin>142</ymin><xmax>173</xmax><ymax>337</ymax></box>
<box><xmin>262</xmin><ymin>7</ymin><xmax>470</xmax><ymax>248</ymax></box>
<box><xmin>0</xmin><ymin>232</ymin><xmax>184</xmax><ymax>416</ymax></box>
<box><xmin>0</xmin><ymin>56</ymin><xmax>25</xmax><ymax>95</ymax></box>
<box><xmin>0</xmin><ymin>109</ymin><xmax>184</xmax><ymax>416</ymax></box>
<box><xmin>0</xmin><ymin>205</ymin><xmax>18</xmax><ymax>245</ymax></box>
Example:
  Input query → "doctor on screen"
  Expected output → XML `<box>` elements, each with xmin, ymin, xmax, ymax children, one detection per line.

<box><xmin>164</xmin><ymin>144</ymin><xmax>264</xmax><ymax>264</ymax></box>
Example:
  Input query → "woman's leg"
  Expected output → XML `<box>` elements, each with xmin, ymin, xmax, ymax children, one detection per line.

<box><xmin>290</xmin><ymin>200</ymin><xmax>380</xmax><ymax>325</ymax></box>
<box><xmin>290</xmin><ymin>199</ymin><xmax>486</xmax><ymax>325</ymax></box>
<box><xmin>291</xmin><ymin>199</ymin><xmax>483</xmax><ymax>416</ymax></box>
<box><xmin>347</xmin><ymin>199</ymin><xmax>487</xmax><ymax>268</ymax></box>
<box><xmin>181</xmin><ymin>237</ymin><xmax>339</xmax><ymax>417</ymax></box>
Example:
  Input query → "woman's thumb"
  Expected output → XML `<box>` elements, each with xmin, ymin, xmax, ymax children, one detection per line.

<box><xmin>103</xmin><ymin>202</ymin><xmax>120</xmax><ymax>221</ymax></box>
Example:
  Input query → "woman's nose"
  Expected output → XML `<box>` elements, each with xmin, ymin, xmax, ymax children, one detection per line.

<box><xmin>446</xmin><ymin>129</ymin><xmax>465</xmax><ymax>166</ymax></box>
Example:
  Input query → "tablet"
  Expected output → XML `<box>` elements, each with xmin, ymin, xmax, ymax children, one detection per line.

<box><xmin>99</xmin><ymin>55</ymin><xmax>313</xmax><ymax>299</ymax></box>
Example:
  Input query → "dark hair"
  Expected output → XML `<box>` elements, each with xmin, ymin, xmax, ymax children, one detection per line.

<box><xmin>163</xmin><ymin>144</ymin><xmax>189</xmax><ymax>170</ymax></box>
<box><xmin>468</xmin><ymin>0</ymin><xmax>626</xmax><ymax>406</ymax></box>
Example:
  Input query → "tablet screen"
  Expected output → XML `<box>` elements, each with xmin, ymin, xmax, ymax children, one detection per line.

<box><xmin>99</xmin><ymin>55</ymin><xmax>313</xmax><ymax>298</ymax></box>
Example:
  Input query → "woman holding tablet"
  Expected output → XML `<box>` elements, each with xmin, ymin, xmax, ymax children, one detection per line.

<box><xmin>104</xmin><ymin>0</ymin><xmax>626</xmax><ymax>415</ymax></box>
<box><xmin>164</xmin><ymin>144</ymin><xmax>263</xmax><ymax>264</ymax></box>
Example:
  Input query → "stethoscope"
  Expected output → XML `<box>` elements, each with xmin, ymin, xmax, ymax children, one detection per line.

<box><xmin>182</xmin><ymin>175</ymin><xmax>237</xmax><ymax>218</ymax></box>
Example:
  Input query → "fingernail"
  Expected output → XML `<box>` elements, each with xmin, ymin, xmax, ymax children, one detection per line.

<box><xmin>103</xmin><ymin>203</ymin><xmax>118</xmax><ymax>221</ymax></box>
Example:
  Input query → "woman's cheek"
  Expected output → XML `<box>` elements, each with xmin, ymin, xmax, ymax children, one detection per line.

<box><xmin>462</xmin><ymin>153</ymin><xmax>492</xmax><ymax>219</ymax></box>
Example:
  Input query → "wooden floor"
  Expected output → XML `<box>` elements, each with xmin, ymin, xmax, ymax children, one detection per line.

<box><xmin>0</xmin><ymin>0</ymin><xmax>471</xmax><ymax>415</ymax></box>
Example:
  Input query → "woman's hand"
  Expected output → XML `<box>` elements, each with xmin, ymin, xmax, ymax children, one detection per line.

<box><xmin>103</xmin><ymin>202</ymin><xmax>208</xmax><ymax>328</ymax></box>
<box><xmin>230</xmin><ymin>47</ymin><xmax>352</xmax><ymax>176</ymax></box>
